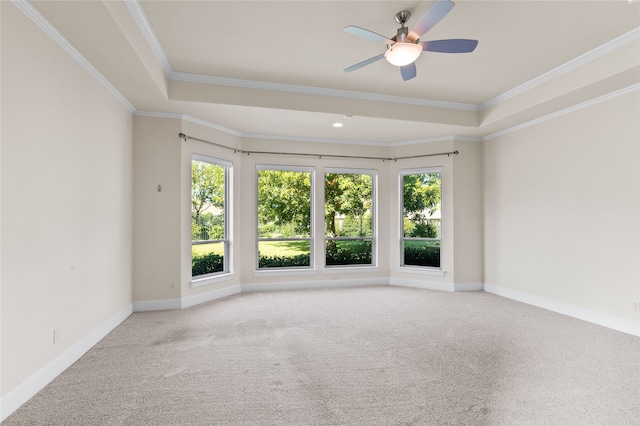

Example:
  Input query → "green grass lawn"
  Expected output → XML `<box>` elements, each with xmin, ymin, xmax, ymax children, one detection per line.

<box><xmin>404</xmin><ymin>240</ymin><xmax>440</xmax><ymax>249</ymax></box>
<box><xmin>258</xmin><ymin>241</ymin><xmax>310</xmax><ymax>257</ymax></box>
<box><xmin>192</xmin><ymin>242</ymin><xmax>224</xmax><ymax>257</ymax></box>
<box><xmin>194</xmin><ymin>240</ymin><xmax>439</xmax><ymax>258</ymax></box>
<box><xmin>192</xmin><ymin>240</ymin><xmax>310</xmax><ymax>258</ymax></box>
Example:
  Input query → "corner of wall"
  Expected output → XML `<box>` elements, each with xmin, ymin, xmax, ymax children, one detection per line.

<box><xmin>132</xmin><ymin>116</ymin><xmax>183</xmax><ymax>304</ymax></box>
<box><xmin>452</xmin><ymin>140</ymin><xmax>484</xmax><ymax>285</ymax></box>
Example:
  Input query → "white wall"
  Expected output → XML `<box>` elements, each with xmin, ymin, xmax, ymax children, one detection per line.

<box><xmin>453</xmin><ymin>140</ymin><xmax>484</xmax><ymax>288</ymax></box>
<box><xmin>484</xmin><ymin>90</ymin><xmax>640</xmax><ymax>330</ymax></box>
<box><xmin>132</xmin><ymin>116</ymin><xmax>182</xmax><ymax>307</ymax></box>
<box><xmin>1</xmin><ymin>0</ymin><xmax>133</xmax><ymax>405</ymax></box>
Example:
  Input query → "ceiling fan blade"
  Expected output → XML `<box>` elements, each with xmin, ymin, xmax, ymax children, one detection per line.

<box><xmin>408</xmin><ymin>0</ymin><xmax>455</xmax><ymax>41</ymax></box>
<box><xmin>344</xmin><ymin>26</ymin><xmax>393</xmax><ymax>44</ymax></box>
<box><xmin>344</xmin><ymin>53</ymin><xmax>385</xmax><ymax>72</ymax></box>
<box><xmin>400</xmin><ymin>63</ymin><xmax>417</xmax><ymax>81</ymax></box>
<box><xmin>421</xmin><ymin>39</ymin><xmax>478</xmax><ymax>53</ymax></box>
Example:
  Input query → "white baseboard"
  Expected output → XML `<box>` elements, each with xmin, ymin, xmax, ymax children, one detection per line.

<box><xmin>181</xmin><ymin>284</ymin><xmax>242</xmax><ymax>308</ymax></box>
<box><xmin>390</xmin><ymin>277</ymin><xmax>454</xmax><ymax>292</ymax></box>
<box><xmin>391</xmin><ymin>278</ymin><xmax>482</xmax><ymax>292</ymax></box>
<box><xmin>484</xmin><ymin>283</ymin><xmax>640</xmax><ymax>337</ymax></box>
<box><xmin>241</xmin><ymin>277</ymin><xmax>388</xmax><ymax>292</ymax></box>
<box><xmin>0</xmin><ymin>304</ymin><xmax>133</xmax><ymax>422</ymax></box>
<box><xmin>454</xmin><ymin>282</ymin><xmax>484</xmax><ymax>291</ymax></box>
<box><xmin>132</xmin><ymin>298</ymin><xmax>181</xmax><ymax>312</ymax></box>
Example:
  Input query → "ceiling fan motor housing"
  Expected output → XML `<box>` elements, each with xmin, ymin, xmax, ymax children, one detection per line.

<box><xmin>394</xmin><ymin>11</ymin><xmax>412</xmax><ymax>43</ymax></box>
<box><xmin>395</xmin><ymin>10</ymin><xmax>411</xmax><ymax>25</ymax></box>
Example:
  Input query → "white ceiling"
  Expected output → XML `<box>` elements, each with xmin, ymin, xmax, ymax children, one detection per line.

<box><xmin>29</xmin><ymin>0</ymin><xmax>640</xmax><ymax>144</ymax></box>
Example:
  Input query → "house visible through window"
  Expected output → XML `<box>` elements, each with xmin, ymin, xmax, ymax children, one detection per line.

<box><xmin>325</xmin><ymin>169</ymin><xmax>376</xmax><ymax>267</ymax></box>
<box><xmin>401</xmin><ymin>168</ymin><xmax>442</xmax><ymax>268</ymax></box>
<box><xmin>257</xmin><ymin>166</ymin><xmax>313</xmax><ymax>269</ymax></box>
<box><xmin>191</xmin><ymin>155</ymin><xmax>230</xmax><ymax>278</ymax></box>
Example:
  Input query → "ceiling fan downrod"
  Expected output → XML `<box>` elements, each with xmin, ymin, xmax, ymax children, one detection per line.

<box><xmin>394</xmin><ymin>10</ymin><xmax>411</xmax><ymax>42</ymax></box>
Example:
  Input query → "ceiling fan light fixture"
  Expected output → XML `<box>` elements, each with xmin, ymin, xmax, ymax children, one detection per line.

<box><xmin>384</xmin><ymin>42</ymin><xmax>422</xmax><ymax>66</ymax></box>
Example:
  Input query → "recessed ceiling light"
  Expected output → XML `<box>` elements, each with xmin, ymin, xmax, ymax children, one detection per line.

<box><xmin>333</xmin><ymin>122</ymin><xmax>343</xmax><ymax>128</ymax></box>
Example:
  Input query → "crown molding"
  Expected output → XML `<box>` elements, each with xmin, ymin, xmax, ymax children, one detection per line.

<box><xmin>482</xmin><ymin>83</ymin><xmax>639</xmax><ymax>141</ymax></box>
<box><xmin>134</xmin><ymin>111</ymin><xmax>242</xmax><ymax>136</ymax></box>
<box><xmin>453</xmin><ymin>136</ymin><xmax>485</xmax><ymax>143</ymax></box>
<box><xmin>181</xmin><ymin>115</ymin><xmax>243</xmax><ymax>137</ymax></box>
<box><xmin>170</xmin><ymin>71</ymin><xmax>480</xmax><ymax>112</ymax></box>
<box><xmin>135</xmin><ymin>111</ymin><xmax>455</xmax><ymax>146</ymax></box>
<box><xmin>124</xmin><ymin>0</ymin><xmax>173</xmax><ymax>76</ymax></box>
<box><xmin>481</xmin><ymin>27</ymin><xmax>640</xmax><ymax>110</ymax></box>
<box><xmin>134</xmin><ymin>110</ymin><xmax>181</xmax><ymax>119</ymax></box>
<box><xmin>11</xmin><ymin>0</ymin><xmax>135</xmax><ymax>113</ymax></box>
<box><xmin>241</xmin><ymin>132</ymin><xmax>390</xmax><ymax>147</ymax></box>
<box><xmin>138</xmin><ymin>80</ymin><xmax>639</xmax><ymax>147</ymax></box>
<box><xmin>390</xmin><ymin>135</ymin><xmax>483</xmax><ymax>147</ymax></box>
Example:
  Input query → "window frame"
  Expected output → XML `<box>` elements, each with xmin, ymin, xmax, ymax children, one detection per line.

<box><xmin>191</xmin><ymin>154</ymin><xmax>231</xmax><ymax>280</ymax></box>
<box><xmin>399</xmin><ymin>167</ymin><xmax>443</xmax><ymax>271</ymax></box>
<box><xmin>255</xmin><ymin>164</ymin><xmax>315</xmax><ymax>271</ymax></box>
<box><xmin>324</xmin><ymin>167</ymin><xmax>377</xmax><ymax>268</ymax></box>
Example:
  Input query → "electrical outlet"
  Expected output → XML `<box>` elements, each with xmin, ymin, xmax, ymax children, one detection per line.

<box><xmin>633</xmin><ymin>302</ymin><xmax>640</xmax><ymax>313</ymax></box>
<box><xmin>53</xmin><ymin>329</ymin><xmax>60</xmax><ymax>344</ymax></box>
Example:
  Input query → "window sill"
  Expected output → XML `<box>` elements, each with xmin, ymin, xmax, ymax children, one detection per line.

<box><xmin>397</xmin><ymin>267</ymin><xmax>446</xmax><ymax>277</ymax></box>
<box><xmin>254</xmin><ymin>268</ymin><xmax>317</xmax><ymax>278</ymax></box>
<box><xmin>191</xmin><ymin>273</ymin><xmax>236</xmax><ymax>288</ymax></box>
<box><xmin>323</xmin><ymin>266</ymin><xmax>380</xmax><ymax>274</ymax></box>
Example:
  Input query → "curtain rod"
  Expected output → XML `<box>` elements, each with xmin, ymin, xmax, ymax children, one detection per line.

<box><xmin>178</xmin><ymin>133</ymin><xmax>458</xmax><ymax>162</ymax></box>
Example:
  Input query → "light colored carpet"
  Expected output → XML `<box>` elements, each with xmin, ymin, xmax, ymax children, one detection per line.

<box><xmin>3</xmin><ymin>286</ymin><xmax>639</xmax><ymax>425</ymax></box>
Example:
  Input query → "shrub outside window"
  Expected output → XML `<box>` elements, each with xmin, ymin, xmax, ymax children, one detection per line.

<box><xmin>191</xmin><ymin>155</ymin><xmax>230</xmax><ymax>277</ymax></box>
<box><xmin>324</xmin><ymin>169</ymin><xmax>376</xmax><ymax>267</ymax></box>
<box><xmin>400</xmin><ymin>168</ymin><xmax>442</xmax><ymax>268</ymax></box>
<box><xmin>257</xmin><ymin>166</ymin><xmax>313</xmax><ymax>269</ymax></box>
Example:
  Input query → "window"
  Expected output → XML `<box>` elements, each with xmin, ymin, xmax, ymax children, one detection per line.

<box><xmin>325</xmin><ymin>169</ymin><xmax>375</xmax><ymax>267</ymax></box>
<box><xmin>191</xmin><ymin>155</ymin><xmax>230</xmax><ymax>278</ymax></box>
<box><xmin>400</xmin><ymin>169</ymin><xmax>442</xmax><ymax>268</ymax></box>
<box><xmin>257</xmin><ymin>166</ymin><xmax>313</xmax><ymax>269</ymax></box>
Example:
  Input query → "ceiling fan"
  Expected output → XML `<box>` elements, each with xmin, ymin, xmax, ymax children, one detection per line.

<box><xmin>343</xmin><ymin>0</ymin><xmax>478</xmax><ymax>81</ymax></box>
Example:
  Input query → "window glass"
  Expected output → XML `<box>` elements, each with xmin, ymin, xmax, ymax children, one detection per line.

<box><xmin>191</xmin><ymin>157</ymin><xmax>229</xmax><ymax>277</ymax></box>
<box><xmin>325</xmin><ymin>171</ymin><xmax>375</xmax><ymax>266</ymax></box>
<box><xmin>257</xmin><ymin>167</ymin><xmax>313</xmax><ymax>268</ymax></box>
<box><xmin>401</xmin><ymin>170</ymin><xmax>441</xmax><ymax>268</ymax></box>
